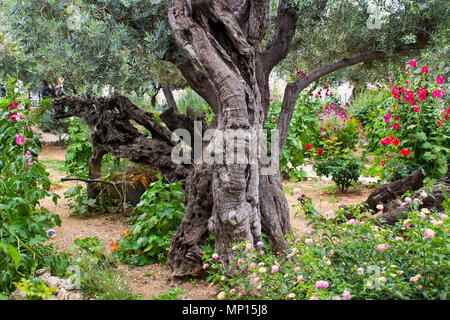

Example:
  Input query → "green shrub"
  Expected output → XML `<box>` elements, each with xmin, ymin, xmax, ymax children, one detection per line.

<box><xmin>177</xmin><ymin>87</ymin><xmax>210</xmax><ymax>116</ymax></box>
<box><xmin>313</xmin><ymin>154</ymin><xmax>362</xmax><ymax>192</ymax></box>
<box><xmin>0</xmin><ymin>80</ymin><xmax>61</xmax><ymax>295</ymax></box>
<box><xmin>65</xmin><ymin>118</ymin><xmax>92</xmax><ymax>179</ymax></box>
<box><xmin>112</xmin><ymin>174</ymin><xmax>185</xmax><ymax>265</ymax></box>
<box><xmin>29</xmin><ymin>97</ymin><xmax>69</xmax><ymax>142</ymax></box>
<box><xmin>203</xmin><ymin>191</ymin><xmax>449</xmax><ymax>300</ymax></box>
<box><xmin>13</xmin><ymin>277</ymin><xmax>56</xmax><ymax>300</ymax></box>
<box><xmin>264</xmin><ymin>93</ymin><xmax>318</xmax><ymax>181</ymax></box>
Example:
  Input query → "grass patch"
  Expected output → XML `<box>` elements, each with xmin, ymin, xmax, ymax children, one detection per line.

<box><xmin>41</xmin><ymin>159</ymin><xmax>66</xmax><ymax>174</ymax></box>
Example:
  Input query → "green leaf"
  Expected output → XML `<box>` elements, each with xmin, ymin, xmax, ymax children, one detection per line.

<box><xmin>0</xmin><ymin>242</ymin><xmax>21</xmax><ymax>268</ymax></box>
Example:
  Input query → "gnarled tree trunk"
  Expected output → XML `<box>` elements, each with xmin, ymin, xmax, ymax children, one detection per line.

<box><xmin>165</xmin><ymin>0</ymin><xmax>293</xmax><ymax>277</ymax></box>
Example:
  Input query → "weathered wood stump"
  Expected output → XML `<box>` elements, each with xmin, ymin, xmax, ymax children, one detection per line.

<box><xmin>366</xmin><ymin>166</ymin><xmax>450</xmax><ymax>225</ymax></box>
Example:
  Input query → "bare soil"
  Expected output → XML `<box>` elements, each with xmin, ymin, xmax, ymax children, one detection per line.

<box><xmin>37</xmin><ymin>145</ymin><xmax>373</xmax><ymax>300</ymax></box>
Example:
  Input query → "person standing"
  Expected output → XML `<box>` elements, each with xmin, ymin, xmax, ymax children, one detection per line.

<box><xmin>55</xmin><ymin>77</ymin><xmax>64</xmax><ymax>97</ymax></box>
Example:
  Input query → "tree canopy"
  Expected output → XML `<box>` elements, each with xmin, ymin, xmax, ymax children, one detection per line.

<box><xmin>1</xmin><ymin>0</ymin><xmax>448</xmax><ymax>96</ymax></box>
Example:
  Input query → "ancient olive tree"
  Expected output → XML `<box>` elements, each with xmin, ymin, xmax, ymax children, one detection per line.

<box><xmin>4</xmin><ymin>0</ymin><xmax>448</xmax><ymax>278</ymax></box>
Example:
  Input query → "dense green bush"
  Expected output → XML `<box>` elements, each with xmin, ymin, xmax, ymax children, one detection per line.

<box><xmin>64</xmin><ymin>118</ymin><xmax>92</xmax><ymax>179</ymax></box>
<box><xmin>111</xmin><ymin>174</ymin><xmax>185</xmax><ymax>265</ymax></box>
<box><xmin>29</xmin><ymin>97</ymin><xmax>69</xmax><ymax>142</ymax></box>
<box><xmin>313</xmin><ymin>154</ymin><xmax>362</xmax><ymax>192</ymax></box>
<box><xmin>0</xmin><ymin>80</ymin><xmax>61</xmax><ymax>295</ymax></box>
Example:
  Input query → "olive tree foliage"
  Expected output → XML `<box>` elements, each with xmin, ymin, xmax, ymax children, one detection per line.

<box><xmin>0</xmin><ymin>0</ymin><xmax>185</xmax><ymax>97</ymax></box>
<box><xmin>2</xmin><ymin>0</ymin><xmax>448</xmax><ymax>278</ymax></box>
<box><xmin>278</xmin><ymin>0</ymin><xmax>449</xmax><ymax>88</ymax></box>
<box><xmin>2</xmin><ymin>1</ymin><xmax>447</xmax><ymax>94</ymax></box>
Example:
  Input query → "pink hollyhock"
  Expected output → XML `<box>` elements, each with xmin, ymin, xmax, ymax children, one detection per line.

<box><xmin>381</xmin><ymin>137</ymin><xmax>391</xmax><ymax>145</ymax></box>
<box><xmin>432</xmin><ymin>90</ymin><xmax>444</xmax><ymax>98</ymax></box>
<box><xmin>25</xmin><ymin>151</ymin><xmax>32</xmax><ymax>162</ymax></box>
<box><xmin>8</xmin><ymin>112</ymin><xmax>18</xmax><ymax>121</ymax></box>
<box><xmin>8</xmin><ymin>101</ymin><xmax>18</xmax><ymax>110</ymax></box>
<box><xmin>421</xmin><ymin>66</ymin><xmax>428</xmax><ymax>75</ymax></box>
<box><xmin>417</xmin><ymin>87</ymin><xmax>427</xmax><ymax>101</ymax></box>
<box><xmin>391</xmin><ymin>87</ymin><xmax>400</xmax><ymax>99</ymax></box>
<box><xmin>409</xmin><ymin>59</ymin><xmax>417</xmax><ymax>67</ymax></box>
<box><xmin>404</xmin><ymin>90</ymin><xmax>415</xmax><ymax>103</ymax></box>
<box><xmin>393</xmin><ymin>122</ymin><xmax>400</xmax><ymax>130</ymax></box>
<box><xmin>436</xmin><ymin>75</ymin><xmax>444</xmax><ymax>84</ymax></box>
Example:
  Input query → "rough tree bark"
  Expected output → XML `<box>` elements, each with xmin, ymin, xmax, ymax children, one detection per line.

<box><xmin>167</xmin><ymin>0</ymin><xmax>272</xmax><ymax>273</ymax></box>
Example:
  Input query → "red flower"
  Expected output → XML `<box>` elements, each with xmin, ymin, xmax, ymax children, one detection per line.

<box><xmin>393</xmin><ymin>139</ymin><xmax>400</xmax><ymax>146</ymax></box>
<box><xmin>317</xmin><ymin>148</ymin><xmax>323</xmax><ymax>155</ymax></box>
<box><xmin>409</xmin><ymin>59</ymin><xmax>417</xmax><ymax>67</ymax></box>
<box><xmin>404</xmin><ymin>90</ymin><xmax>415</xmax><ymax>104</ymax></box>
<box><xmin>381</xmin><ymin>161</ymin><xmax>386</xmax><ymax>167</ymax></box>
<box><xmin>381</xmin><ymin>136</ymin><xmax>394</xmax><ymax>145</ymax></box>
<box><xmin>401</xmin><ymin>148</ymin><xmax>411</xmax><ymax>156</ymax></box>
<box><xmin>305</xmin><ymin>144</ymin><xmax>313</xmax><ymax>150</ymax></box>
<box><xmin>392</xmin><ymin>87</ymin><xmax>401</xmax><ymax>99</ymax></box>
<box><xmin>393</xmin><ymin>122</ymin><xmax>400</xmax><ymax>130</ymax></box>
<box><xmin>421</xmin><ymin>66</ymin><xmax>428</xmax><ymax>75</ymax></box>
<box><xmin>8</xmin><ymin>102</ymin><xmax>18</xmax><ymax>110</ymax></box>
